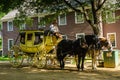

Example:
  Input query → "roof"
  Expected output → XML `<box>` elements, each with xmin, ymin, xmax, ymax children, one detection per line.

<box><xmin>0</xmin><ymin>10</ymin><xmax>51</xmax><ymax>22</ymax></box>
<box><xmin>0</xmin><ymin>10</ymin><xmax>18</xmax><ymax>22</ymax></box>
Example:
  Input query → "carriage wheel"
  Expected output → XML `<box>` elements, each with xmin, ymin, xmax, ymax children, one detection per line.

<box><xmin>34</xmin><ymin>50</ymin><xmax>47</xmax><ymax>68</ymax></box>
<box><xmin>8</xmin><ymin>45</ymin><xmax>23</xmax><ymax>67</ymax></box>
<box><xmin>26</xmin><ymin>54</ymin><xmax>35</xmax><ymax>66</ymax></box>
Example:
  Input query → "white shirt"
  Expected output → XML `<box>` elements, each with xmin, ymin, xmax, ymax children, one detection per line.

<box><xmin>50</xmin><ymin>24</ymin><xmax>59</xmax><ymax>32</ymax></box>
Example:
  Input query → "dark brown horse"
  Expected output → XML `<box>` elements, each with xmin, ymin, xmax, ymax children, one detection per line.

<box><xmin>56</xmin><ymin>38</ymin><xmax>88</xmax><ymax>71</ymax></box>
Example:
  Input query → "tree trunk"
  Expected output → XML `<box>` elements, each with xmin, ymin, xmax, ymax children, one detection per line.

<box><xmin>92</xmin><ymin>12</ymin><xmax>103</xmax><ymax>37</ymax></box>
<box><xmin>98</xmin><ymin>12</ymin><xmax>103</xmax><ymax>37</ymax></box>
<box><xmin>92</xmin><ymin>24</ymin><xmax>100</xmax><ymax>35</ymax></box>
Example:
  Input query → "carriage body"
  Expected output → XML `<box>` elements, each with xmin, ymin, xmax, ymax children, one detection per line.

<box><xmin>19</xmin><ymin>30</ymin><xmax>59</xmax><ymax>53</ymax></box>
<box><xmin>8</xmin><ymin>30</ymin><xmax>61</xmax><ymax>68</ymax></box>
<box><xmin>19</xmin><ymin>30</ymin><xmax>44</xmax><ymax>53</ymax></box>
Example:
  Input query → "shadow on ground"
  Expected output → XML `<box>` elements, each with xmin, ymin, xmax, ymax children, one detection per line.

<box><xmin>0</xmin><ymin>62</ymin><xmax>120</xmax><ymax>80</ymax></box>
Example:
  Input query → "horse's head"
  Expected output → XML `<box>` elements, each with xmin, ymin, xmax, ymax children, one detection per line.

<box><xmin>98</xmin><ymin>37</ymin><xmax>112</xmax><ymax>51</ymax></box>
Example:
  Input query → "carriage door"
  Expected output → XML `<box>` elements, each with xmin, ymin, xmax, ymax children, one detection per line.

<box><xmin>34</xmin><ymin>32</ymin><xmax>43</xmax><ymax>45</ymax></box>
<box><xmin>26</xmin><ymin>32</ymin><xmax>33</xmax><ymax>47</ymax></box>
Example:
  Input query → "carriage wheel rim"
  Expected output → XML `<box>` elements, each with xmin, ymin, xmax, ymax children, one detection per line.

<box><xmin>8</xmin><ymin>50</ymin><xmax>23</xmax><ymax>67</ymax></box>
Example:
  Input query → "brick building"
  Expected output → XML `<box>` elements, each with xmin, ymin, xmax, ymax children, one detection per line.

<box><xmin>1</xmin><ymin>9</ymin><xmax>120</xmax><ymax>56</ymax></box>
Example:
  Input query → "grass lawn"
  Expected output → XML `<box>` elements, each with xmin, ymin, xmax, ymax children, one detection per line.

<box><xmin>0</xmin><ymin>56</ymin><xmax>9</xmax><ymax>61</ymax></box>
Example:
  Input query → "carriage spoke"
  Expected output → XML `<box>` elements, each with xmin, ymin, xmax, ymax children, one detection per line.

<box><xmin>8</xmin><ymin>49</ymin><xmax>23</xmax><ymax>67</ymax></box>
<box><xmin>33</xmin><ymin>51</ymin><xmax>47</xmax><ymax>68</ymax></box>
<box><xmin>26</xmin><ymin>54</ymin><xmax>35</xmax><ymax>66</ymax></box>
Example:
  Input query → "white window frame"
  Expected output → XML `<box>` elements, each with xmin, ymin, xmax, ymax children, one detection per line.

<box><xmin>62</xmin><ymin>35</ymin><xmax>68</xmax><ymax>40</ymax></box>
<box><xmin>76</xmin><ymin>33</ymin><xmax>85</xmax><ymax>39</ymax></box>
<box><xmin>7</xmin><ymin>21</ymin><xmax>13</xmax><ymax>31</ymax></box>
<box><xmin>8</xmin><ymin>39</ymin><xmax>14</xmax><ymax>50</ymax></box>
<box><xmin>75</xmin><ymin>12</ymin><xmax>84</xmax><ymax>24</ymax></box>
<box><xmin>107</xmin><ymin>32</ymin><xmax>116</xmax><ymax>48</ymax></box>
<box><xmin>106</xmin><ymin>11</ymin><xmax>115</xmax><ymax>24</ymax></box>
<box><xmin>58</xmin><ymin>13</ymin><xmax>67</xmax><ymax>25</ymax></box>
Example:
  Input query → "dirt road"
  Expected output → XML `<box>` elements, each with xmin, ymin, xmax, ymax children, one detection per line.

<box><xmin>0</xmin><ymin>61</ymin><xmax>120</xmax><ymax>80</ymax></box>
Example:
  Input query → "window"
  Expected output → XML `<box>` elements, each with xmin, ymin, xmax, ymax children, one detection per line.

<box><xmin>20</xmin><ymin>32</ymin><xmax>26</xmax><ymax>44</ymax></box>
<box><xmin>62</xmin><ymin>35</ymin><xmax>67</xmax><ymax>40</ymax></box>
<box><xmin>75</xmin><ymin>12</ymin><xmax>84</xmax><ymax>24</ymax></box>
<box><xmin>34</xmin><ymin>32</ymin><xmax>43</xmax><ymax>45</ymax></box>
<box><xmin>58</xmin><ymin>13</ymin><xmax>67</xmax><ymax>25</ymax></box>
<box><xmin>106</xmin><ymin>11</ymin><xmax>115</xmax><ymax>23</ymax></box>
<box><xmin>8</xmin><ymin>39</ymin><xmax>14</xmax><ymax>50</ymax></box>
<box><xmin>20</xmin><ymin>23</ymin><xmax>26</xmax><ymax>30</ymax></box>
<box><xmin>27</xmin><ymin>33</ymin><xmax>33</xmax><ymax>40</ymax></box>
<box><xmin>107</xmin><ymin>33</ymin><xmax>116</xmax><ymax>48</ymax></box>
<box><xmin>76</xmin><ymin>33</ymin><xmax>85</xmax><ymax>39</ymax></box>
<box><xmin>38</xmin><ymin>17</ymin><xmax>46</xmax><ymax>28</ymax></box>
<box><xmin>7</xmin><ymin>21</ymin><xmax>13</xmax><ymax>31</ymax></box>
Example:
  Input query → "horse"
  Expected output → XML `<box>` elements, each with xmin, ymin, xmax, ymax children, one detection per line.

<box><xmin>84</xmin><ymin>35</ymin><xmax>112</xmax><ymax>69</ymax></box>
<box><xmin>98</xmin><ymin>37</ymin><xmax>112</xmax><ymax>51</ymax></box>
<box><xmin>56</xmin><ymin>37</ymin><xmax>88</xmax><ymax>71</ymax></box>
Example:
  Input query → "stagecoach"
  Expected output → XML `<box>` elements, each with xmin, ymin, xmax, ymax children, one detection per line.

<box><xmin>8</xmin><ymin>30</ymin><xmax>62</xmax><ymax>68</ymax></box>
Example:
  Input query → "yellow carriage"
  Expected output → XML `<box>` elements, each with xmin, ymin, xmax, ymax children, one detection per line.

<box><xmin>8</xmin><ymin>30</ymin><xmax>62</xmax><ymax>68</ymax></box>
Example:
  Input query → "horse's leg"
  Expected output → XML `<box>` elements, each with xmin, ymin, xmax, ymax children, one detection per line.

<box><xmin>92</xmin><ymin>57</ymin><xmax>97</xmax><ymax>70</ymax></box>
<box><xmin>77</xmin><ymin>55</ymin><xmax>81</xmax><ymax>71</ymax></box>
<box><xmin>59</xmin><ymin>59</ymin><xmax>62</xmax><ymax>69</ymax></box>
<box><xmin>62</xmin><ymin>59</ymin><xmax>65</xmax><ymax>69</ymax></box>
<box><xmin>59</xmin><ymin>57</ymin><xmax>65</xmax><ymax>70</ymax></box>
<box><xmin>98</xmin><ymin>50</ymin><xmax>103</xmax><ymax>66</ymax></box>
<box><xmin>75</xmin><ymin>55</ymin><xmax>78</xmax><ymax>67</ymax></box>
<box><xmin>91</xmin><ymin>49</ymin><xmax>95</xmax><ymax>69</ymax></box>
<box><xmin>60</xmin><ymin>60</ymin><xmax>63</xmax><ymax>69</ymax></box>
<box><xmin>81</xmin><ymin>54</ymin><xmax>86</xmax><ymax>71</ymax></box>
<box><xmin>81</xmin><ymin>49</ymin><xmax>87</xmax><ymax>71</ymax></box>
<box><xmin>92</xmin><ymin>49</ymin><xmax>97</xmax><ymax>70</ymax></box>
<box><xmin>81</xmin><ymin>57</ymin><xmax>84</xmax><ymax>71</ymax></box>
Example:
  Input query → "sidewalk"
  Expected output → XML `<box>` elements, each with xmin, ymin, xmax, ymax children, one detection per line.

<box><xmin>0</xmin><ymin>61</ymin><xmax>9</xmax><ymax>63</ymax></box>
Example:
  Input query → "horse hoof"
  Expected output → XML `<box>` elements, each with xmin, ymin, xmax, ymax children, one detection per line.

<box><xmin>92</xmin><ymin>67</ymin><xmax>97</xmax><ymax>70</ymax></box>
<box><xmin>60</xmin><ymin>67</ymin><xmax>64</xmax><ymax>70</ymax></box>
<box><xmin>78</xmin><ymin>68</ymin><xmax>84</xmax><ymax>71</ymax></box>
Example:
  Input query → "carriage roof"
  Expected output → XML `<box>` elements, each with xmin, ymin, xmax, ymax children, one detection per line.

<box><xmin>19</xmin><ymin>30</ymin><xmax>44</xmax><ymax>34</ymax></box>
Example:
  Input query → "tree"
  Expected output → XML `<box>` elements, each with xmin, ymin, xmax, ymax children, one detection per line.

<box><xmin>0</xmin><ymin>0</ymin><xmax>25</xmax><ymax>27</ymax></box>
<box><xmin>0</xmin><ymin>0</ymin><xmax>24</xmax><ymax>13</ymax></box>
<box><xmin>63</xmin><ymin>0</ymin><xmax>107</xmax><ymax>36</ymax></box>
<box><xmin>2</xmin><ymin>0</ymin><xmax>120</xmax><ymax>36</ymax></box>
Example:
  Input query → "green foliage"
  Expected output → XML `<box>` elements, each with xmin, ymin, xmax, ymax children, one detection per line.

<box><xmin>39</xmin><ymin>13</ymin><xmax>59</xmax><ymax>25</ymax></box>
<box><xmin>13</xmin><ymin>12</ymin><xmax>33</xmax><ymax>28</ymax></box>
<box><xmin>25</xmin><ymin>17</ymin><xmax>33</xmax><ymax>27</ymax></box>
<box><xmin>0</xmin><ymin>56</ymin><xmax>9</xmax><ymax>61</ymax></box>
<box><xmin>0</xmin><ymin>0</ymin><xmax>25</xmax><ymax>13</ymax></box>
<box><xmin>0</xmin><ymin>12</ymin><xmax>5</xmax><ymax>18</ymax></box>
<box><xmin>14</xmin><ymin>0</ymin><xmax>109</xmax><ymax>35</ymax></box>
<box><xmin>1</xmin><ymin>0</ymin><xmax>119</xmax><ymax>35</ymax></box>
<box><xmin>13</xmin><ymin>16</ymin><xmax>25</xmax><ymax>28</ymax></box>
<box><xmin>0</xmin><ymin>12</ymin><xmax>5</xmax><ymax>30</ymax></box>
